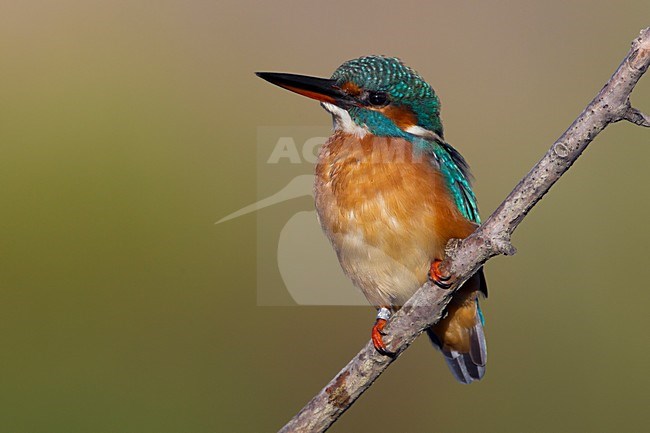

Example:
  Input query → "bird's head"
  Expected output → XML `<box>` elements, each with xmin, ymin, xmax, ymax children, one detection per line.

<box><xmin>257</xmin><ymin>55</ymin><xmax>443</xmax><ymax>139</ymax></box>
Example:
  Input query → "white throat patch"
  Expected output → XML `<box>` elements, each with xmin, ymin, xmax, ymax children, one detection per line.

<box><xmin>321</xmin><ymin>102</ymin><xmax>368</xmax><ymax>137</ymax></box>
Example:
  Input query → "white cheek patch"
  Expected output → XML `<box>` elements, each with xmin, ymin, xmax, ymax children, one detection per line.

<box><xmin>404</xmin><ymin>125</ymin><xmax>444</xmax><ymax>143</ymax></box>
<box><xmin>321</xmin><ymin>102</ymin><xmax>368</xmax><ymax>137</ymax></box>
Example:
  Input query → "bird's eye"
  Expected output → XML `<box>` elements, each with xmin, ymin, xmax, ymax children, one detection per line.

<box><xmin>367</xmin><ymin>91</ymin><xmax>388</xmax><ymax>106</ymax></box>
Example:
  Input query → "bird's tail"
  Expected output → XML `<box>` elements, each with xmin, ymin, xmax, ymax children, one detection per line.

<box><xmin>427</xmin><ymin>269</ymin><xmax>487</xmax><ymax>384</ymax></box>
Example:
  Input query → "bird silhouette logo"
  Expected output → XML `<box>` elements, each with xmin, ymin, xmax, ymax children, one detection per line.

<box><xmin>217</xmin><ymin>133</ymin><xmax>366</xmax><ymax>306</ymax></box>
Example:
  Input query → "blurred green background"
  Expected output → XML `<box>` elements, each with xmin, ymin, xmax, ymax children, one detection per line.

<box><xmin>1</xmin><ymin>1</ymin><xmax>649</xmax><ymax>432</ymax></box>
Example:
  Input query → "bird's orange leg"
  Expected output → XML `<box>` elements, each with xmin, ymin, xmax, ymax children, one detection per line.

<box><xmin>372</xmin><ymin>307</ymin><xmax>394</xmax><ymax>356</ymax></box>
<box><xmin>429</xmin><ymin>259</ymin><xmax>453</xmax><ymax>289</ymax></box>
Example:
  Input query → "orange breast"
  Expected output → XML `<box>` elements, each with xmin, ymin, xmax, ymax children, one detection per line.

<box><xmin>314</xmin><ymin>131</ymin><xmax>475</xmax><ymax>306</ymax></box>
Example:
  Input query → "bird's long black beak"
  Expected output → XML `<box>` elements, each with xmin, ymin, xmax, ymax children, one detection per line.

<box><xmin>255</xmin><ymin>72</ymin><xmax>354</xmax><ymax>107</ymax></box>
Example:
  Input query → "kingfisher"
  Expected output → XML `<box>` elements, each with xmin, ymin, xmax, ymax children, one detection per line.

<box><xmin>256</xmin><ymin>56</ymin><xmax>488</xmax><ymax>384</ymax></box>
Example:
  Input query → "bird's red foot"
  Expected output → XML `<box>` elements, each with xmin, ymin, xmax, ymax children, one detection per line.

<box><xmin>371</xmin><ymin>307</ymin><xmax>394</xmax><ymax>356</ymax></box>
<box><xmin>371</xmin><ymin>319</ymin><xmax>392</xmax><ymax>355</ymax></box>
<box><xmin>429</xmin><ymin>259</ymin><xmax>452</xmax><ymax>289</ymax></box>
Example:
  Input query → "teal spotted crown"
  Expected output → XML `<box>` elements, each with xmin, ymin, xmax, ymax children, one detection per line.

<box><xmin>331</xmin><ymin>56</ymin><xmax>443</xmax><ymax>136</ymax></box>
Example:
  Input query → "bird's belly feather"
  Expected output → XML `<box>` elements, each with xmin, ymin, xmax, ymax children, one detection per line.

<box><xmin>314</xmin><ymin>132</ymin><xmax>475</xmax><ymax>307</ymax></box>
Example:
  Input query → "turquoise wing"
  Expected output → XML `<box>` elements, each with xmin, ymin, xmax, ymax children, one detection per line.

<box><xmin>431</xmin><ymin>141</ymin><xmax>480</xmax><ymax>224</ymax></box>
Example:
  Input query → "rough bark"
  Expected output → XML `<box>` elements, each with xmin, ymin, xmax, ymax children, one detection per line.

<box><xmin>278</xmin><ymin>27</ymin><xmax>650</xmax><ymax>433</ymax></box>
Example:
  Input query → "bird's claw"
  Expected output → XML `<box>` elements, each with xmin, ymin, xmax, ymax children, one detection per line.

<box><xmin>429</xmin><ymin>259</ymin><xmax>453</xmax><ymax>289</ymax></box>
<box><xmin>371</xmin><ymin>318</ymin><xmax>395</xmax><ymax>356</ymax></box>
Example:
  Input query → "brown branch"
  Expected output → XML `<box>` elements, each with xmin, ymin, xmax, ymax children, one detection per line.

<box><xmin>623</xmin><ymin>105</ymin><xmax>650</xmax><ymax>126</ymax></box>
<box><xmin>278</xmin><ymin>27</ymin><xmax>650</xmax><ymax>433</ymax></box>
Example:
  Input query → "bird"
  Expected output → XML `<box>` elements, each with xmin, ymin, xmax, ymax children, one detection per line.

<box><xmin>256</xmin><ymin>56</ymin><xmax>488</xmax><ymax>384</ymax></box>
